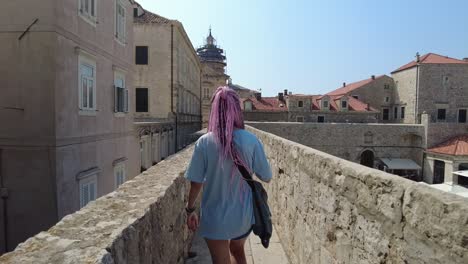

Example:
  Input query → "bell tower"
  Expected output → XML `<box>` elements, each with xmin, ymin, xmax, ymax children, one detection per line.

<box><xmin>197</xmin><ymin>27</ymin><xmax>229</xmax><ymax>127</ymax></box>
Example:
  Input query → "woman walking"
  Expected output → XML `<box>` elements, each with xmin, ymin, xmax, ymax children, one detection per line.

<box><xmin>184</xmin><ymin>86</ymin><xmax>272</xmax><ymax>264</ymax></box>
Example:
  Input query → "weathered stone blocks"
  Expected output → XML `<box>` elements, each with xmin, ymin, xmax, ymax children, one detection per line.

<box><xmin>247</xmin><ymin>125</ymin><xmax>468</xmax><ymax>264</ymax></box>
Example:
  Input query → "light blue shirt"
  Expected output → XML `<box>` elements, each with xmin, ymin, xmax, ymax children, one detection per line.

<box><xmin>185</xmin><ymin>129</ymin><xmax>272</xmax><ymax>240</ymax></box>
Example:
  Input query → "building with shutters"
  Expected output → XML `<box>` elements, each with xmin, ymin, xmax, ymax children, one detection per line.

<box><xmin>132</xmin><ymin>2</ymin><xmax>202</xmax><ymax>172</ymax></box>
<box><xmin>0</xmin><ymin>0</ymin><xmax>139</xmax><ymax>254</ymax></box>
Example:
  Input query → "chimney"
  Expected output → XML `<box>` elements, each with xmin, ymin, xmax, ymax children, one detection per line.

<box><xmin>278</xmin><ymin>92</ymin><xmax>284</xmax><ymax>101</ymax></box>
<box><xmin>343</xmin><ymin>82</ymin><xmax>346</xmax><ymax>87</ymax></box>
<box><xmin>371</xmin><ymin>75</ymin><xmax>375</xmax><ymax>80</ymax></box>
<box><xmin>284</xmin><ymin>89</ymin><xmax>288</xmax><ymax>96</ymax></box>
<box><xmin>255</xmin><ymin>92</ymin><xmax>261</xmax><ymax>101</ymax></box>
<box><xmin>416</xmin><ymin>52</ymin><xmax>420</xmax><ymax>63</ymax></box>
<box><xmin>289</xmin><ymin>91</ymin><xmax>292</xmax><ymax>95</ymax></box>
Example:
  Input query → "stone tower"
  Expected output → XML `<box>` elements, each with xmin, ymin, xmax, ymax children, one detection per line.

<box><xmin>197</xmin><ymin>27</ymin><xmax>229</xmax><ymax>127</ymax></box>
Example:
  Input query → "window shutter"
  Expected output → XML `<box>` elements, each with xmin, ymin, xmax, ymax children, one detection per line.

<box><xmin>124</xmin><ymin>88</ymin><xmax>129</xmax><ymax>113</ymax></box>
<box><xmin>114</xmin><ymin>85</ymin><xmax>118</xmax><ymax>112</ymax></box>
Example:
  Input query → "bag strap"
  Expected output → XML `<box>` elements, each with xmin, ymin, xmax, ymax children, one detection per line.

<box><xmin>235</xmin><ymin>162</ymin><xmax>255</xmax><ymax>189</ymax></box>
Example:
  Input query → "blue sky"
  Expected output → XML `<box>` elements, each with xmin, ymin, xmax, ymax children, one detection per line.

<box><xmin>136</xmin><ymin>0</ymin><xmax>468</xmax><ymax>96</ymax></box>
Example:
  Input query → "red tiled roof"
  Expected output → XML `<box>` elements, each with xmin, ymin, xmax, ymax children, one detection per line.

<box><xmin>314</xmin><ymin>95</ymin><xmax>377</xmax><ymax>112</ymax></box>
<box><xmin>428</xmin><ymin>135</ymin><xmax>468</xmax><ymax>156</ymax></box>
<box><xmin>392</xmin><ymin>53</ymin><xmax>468</xmax><ymax>73</ymax></box>
<box><xmin>326</xmin><ymin>75</ymin><xmax>385</xmax><ymax>96</ymax></box>
<box><xmin>134</xmin><ymin>8</ymin><xmax>173</xmax><ymax>24</ymax></box>
<box><xmin>241</xmin><ymin>97</ymin><xmax>287</xmax><ymax>112</ymax></box>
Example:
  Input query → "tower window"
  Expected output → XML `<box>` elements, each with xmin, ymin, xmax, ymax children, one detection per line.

<box><xmin>136</xmin><ymin>46</ymin><xmax>148</xmax><ymax>65</ymax></box>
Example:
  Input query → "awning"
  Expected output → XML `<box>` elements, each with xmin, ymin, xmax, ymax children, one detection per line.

<box><xmin>453</xmin><ymin>170</ymin><xmax>468</xmax><ymax>178</ymax></box>
<box><xmin>380</xmin><ymin>158</ymin><xmax>421</xmax><ymax>170</ymax></box>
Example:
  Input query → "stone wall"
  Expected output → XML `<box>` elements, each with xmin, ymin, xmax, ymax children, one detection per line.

<box><xmin>247</xmin><ymin>122</ymin><xmax>425</xmax><ymax>166</ymax></box>
<box><xmin>247</xmin><ymin>126</ymin><xmax>468</xmax><ymax>264</ymax></box>
<box><xmin>0</xmin><ymin>146</ymin><xmax>196</xmax><ymax>264</ymax></box>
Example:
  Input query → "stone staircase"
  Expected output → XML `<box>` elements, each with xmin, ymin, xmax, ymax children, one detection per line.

<box><xmin>186</xmin><ymin>226</ymin><xmax>289</xmax><ymax>264</ymax></box>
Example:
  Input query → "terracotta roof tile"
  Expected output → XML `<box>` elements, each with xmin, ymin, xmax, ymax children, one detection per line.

<box><xmin>326</xmin><ymin>75</ymin><xmax>385</xmax><ymax>96</ymax></box>
<box><xmin>392</xmin><ymin>53</ymin><xmax>468</xmax><ymax>73</ymax></box>
<box><xmin>428</xmin><ymin>135</ymin><xmax>468</xmax><ymax>156</ymax></box>
<box><xmin>134</xmin><ymin>9</ymin><xmax>173</xmax><ymax>24</ymax></box>
<box><xmin>241</xmin><ymin>97</ymin><xmax>287</xmax><ymax>112</ymax></box>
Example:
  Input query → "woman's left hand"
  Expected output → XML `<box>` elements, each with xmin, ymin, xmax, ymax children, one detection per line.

<box><xmin>187</xmin><ymin>213</ymin><xmax>199</xmax><ymax>231</ymax></box>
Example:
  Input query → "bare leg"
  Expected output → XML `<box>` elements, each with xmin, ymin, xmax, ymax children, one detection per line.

<box><xmin>205</xmin><ymin>239</ymin><xmax>231</xmax><ymax>264</ymax></box>
<box><xmin>229</xmin><ymin>237</ymin><xmax>248</xmax><ymax>264</ymax></box>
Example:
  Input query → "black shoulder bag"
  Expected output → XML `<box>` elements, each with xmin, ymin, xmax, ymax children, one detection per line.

<box><xmin>236</xmin><ymin>163</ymin><xmax>273</xmax><ymax>248</ymax></box>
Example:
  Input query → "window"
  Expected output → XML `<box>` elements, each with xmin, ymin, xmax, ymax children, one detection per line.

<box><xmin>385</xmin><ymin>97</ymin><xmax>390</xmax><ymax>103</ymax></box>
<box><xmin>114</xmin><ymin>71</ymin><xmax>128</xmax><ymax>113</ymax></box>
<box><xmin>79</xmin><ymin>55</ymin><xmax>96</xmax><ymax>111</ymax></box>
<box><xmin>401</xmin><ymin>106</ymin><xmax>405</xmax><ymax>119</ymax></box>
<box><xmin>79</xmin><ymin>0</ymin><xmax>97</xmax><ymax>24</ymax></box>
<box><xmin>136</xmin><ymin>88</ymin><xmax>149</xmax><ymax>112</ymax></box>
<box><xmin>244</xmin><ymin>101</ymin><xmax>252</xmax><ymax>111</ymax></box>
<box><xmin>114</xmin><ymin>163</ymin><xmax>126</xmax><ymax>189</ymax></box>
<box><xmin>323</xmin><ymin>100</ymin><xmax>329</xmax><ymax>109</ymax></box>
<box><xmin>352</xmin><ymin>95</ymin><xmax>359</xmax><ymax>100</ymax></box>
<box><xmin>317</xmin><ymin>116</ymin><xmax>325</xmax><ymax>123</ymax></box>
<box><xmin>437</xmin><ymin>108</ymin><xmax>446</xmax><ymax>121</ymax></box>
<box><xmin>458</xmin><ymin>109</ymin><xmax>467</xmax><ymax>123</ymax></box>
<box><xmin>394</xmin><ymin>107</ymin><xmax>398</xmax><ymax>119</ymax></box>
<box><xmin>384</xmin><ymin>84</ymin><xmax>390</xmax><ymax>89</ymax></box>
<box><xmin>115</xmin><ymin>0</ymin><xmax>126</xmax><ymax>43</ymax></box>
<box><xmin>298</xmin><ymin>101</ymin><xmax>304</xmax><ymax>108</ymax></box>
<box><xmin>79</xmin><ymin>174</ymin><xmax>97</xmax><ymax>208</ymax></box>
<box><xmin>133</xmin><ymin>7</ymin><xmax>138</xmax><ymax>18</ymax></box>
<box><xmin>135</xmin><ymin>46</ymin><xmax>148</xmax><ymax>65</ymax></box>
<box><xmin>341</xmin><ymin>100</ymin><xmax>347</xmax><ymax>109</ymax></box>
<box><xmin>296</xmin><ymin>116</ymin><xmax>304</xmax><ymax>122</ymax></box>
<box><xmin>382</xmin><ymin>108</ymin><xmax>389</xmax><ymax>120</ymax></box>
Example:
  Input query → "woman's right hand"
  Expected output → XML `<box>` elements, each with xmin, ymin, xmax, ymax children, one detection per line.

<box><xmin>187</xmin><ymin>213</ymin><xmax>199</xmax><ymax>231</ymax></box>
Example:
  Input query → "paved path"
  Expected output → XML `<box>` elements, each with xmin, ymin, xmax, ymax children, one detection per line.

<box><xmin>186</xmin><ymin>226</ymin><xmax>289</xmax><ymax>264</ymax></box>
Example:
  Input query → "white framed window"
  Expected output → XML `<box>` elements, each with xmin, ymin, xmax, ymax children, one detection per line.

<box><xmin>79</xmin><ymin>55</ymin><xmax>97</xmax><ymax>112</ymax></box>
<box><xmin>114</xmin><ymin>71</ymin><xmax>128</xmax><ymax>113</ymax></box>
<box><xmin>79</xmin><ymin>0</ymin><xmax>97</xmax><ymax>25</ymax></box>
<box><xmin>115</xmin><ymin>0</ymin><xmax>126</xmax><ymax>44</ymax></box>
<box><xmin>114</xmin><ymin>163</ymin><xmax>126</xmax><ymax>189</ymax></box>
<box><xmin>79</xmin><ymin>173</ymin><xmax>97</xmax><ymax>208</ymax></box>
<box><xmin>323</xmin><ymin>100</ymin><xmax>329</xmax><ymax>109</ymax></box>
<box><xmin>244</xmin><ymin>101</ymin><xmax>253</xmax><ymax>111</ymax></box>
<box><xmin>341</xmin><ymin>100</ymin><xmax>347</xmax><ymax>109</ymax></box>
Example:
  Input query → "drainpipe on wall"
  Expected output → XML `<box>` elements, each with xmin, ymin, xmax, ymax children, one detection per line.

<box><xmin>415</xmin><ymin>64</ymin><xmax>420</xmax><ymax>123</ymax></box>
<box><xmin>0</xmin><ymin>149</ymin><xmax>8</xmax><ymax>253</ymax></box>
<box><xmin>171</xmin><ymin>24</ymin><xmax>178</xmax><ymax>151</ymax></box>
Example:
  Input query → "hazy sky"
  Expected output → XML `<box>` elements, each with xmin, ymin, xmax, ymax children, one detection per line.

<box><xmin>136</xmin><ymin>0</ymin><xmax>468</xmax><ymax>96</ymax></box>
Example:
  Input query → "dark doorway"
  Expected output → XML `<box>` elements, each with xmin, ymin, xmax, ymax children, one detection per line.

<box><xmin>458</xmin><ymin>164</ymin><xmax>468</xmax><ymax>187</ymax></box>
<box><xmin>360</xmin><ymin>150</ymin><xmax>374</xmax><ymax>168</ymax></box>
<box><xmin>459</xmin><ymin>109</ymin><xmax>467</xmax><ymax>123</ymax></box>
<box><xmin>433</xmin><ymin>160</ymin><xmax>445</xmax><ymax>184</ymax></box>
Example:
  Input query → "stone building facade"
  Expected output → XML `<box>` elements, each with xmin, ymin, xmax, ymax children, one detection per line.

<box><xmin>0</xmin><ymin>0</ymin><xmax>139</xmax><ymax>253</ymax></box>
<box><xmin>241</xmin><ymin>89</ymin><xmax>379</xmax><ymax>123</ymax></box>
<box><xmin>392</xmin><ymin>53</ymin><xmax>468</xmax><ymax>124</ymax></box>
<box><xmin>197</xmin><ymin>29</ymin><xmax>229</xmax><ymax>127</ymax></box>
<box><xmin>133</xmin><ymin>3</ymin><xmax>202</xmax><ymax>171</ymax></box>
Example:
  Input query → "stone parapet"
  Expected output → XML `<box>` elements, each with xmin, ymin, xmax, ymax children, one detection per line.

<box><xmin>247</xmin><ymin>125</ymin><xmax>468</xmax><ymax>264</ymax></box>
<box><xmin>0</xmin><ymin>147</ymin><xmax>196</xmax><ymax>264</ymax></box>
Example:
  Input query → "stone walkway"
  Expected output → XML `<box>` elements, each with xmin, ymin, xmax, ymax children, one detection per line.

<box><xmin>186</xmin><ymin>226</ymin><xmax>289</xmax><ymax>264</ymax></box>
